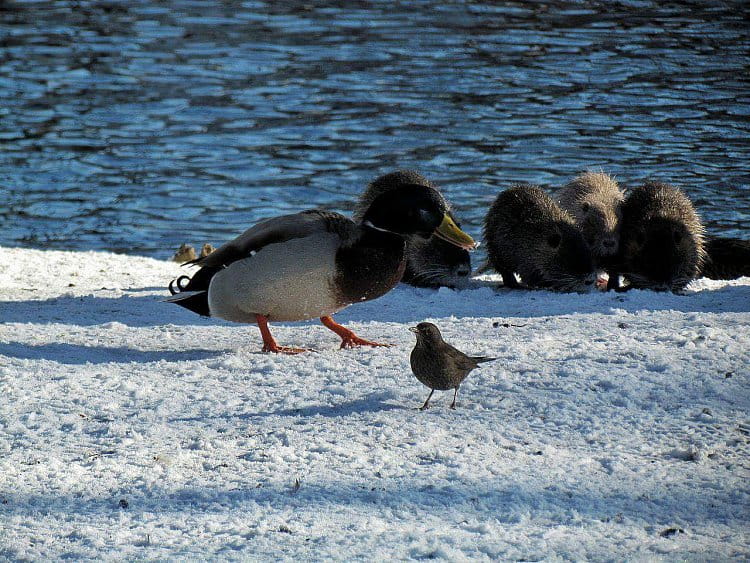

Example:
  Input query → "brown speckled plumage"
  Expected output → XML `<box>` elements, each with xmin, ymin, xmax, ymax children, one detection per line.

<box><xmin>172</xmin><ymin>243</ymin><xmax>197</xmax><ymax>263</ymax></box>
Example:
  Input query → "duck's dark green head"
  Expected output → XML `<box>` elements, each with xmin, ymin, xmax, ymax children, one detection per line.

<box><xmin>362</xmin><ymin>184</ymin><xmax>477</xmax><ymax>251</ymax></box>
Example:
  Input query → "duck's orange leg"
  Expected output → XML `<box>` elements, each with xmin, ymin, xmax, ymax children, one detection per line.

<box><xmin>255</xmin><ymin>314</ymin><xmax>311</xmax><ymax>354</ymax></box>
<box><xmin>319</xmin><ymin>316</ymin><xmax>391</xmax><ymax>349</ymax></box>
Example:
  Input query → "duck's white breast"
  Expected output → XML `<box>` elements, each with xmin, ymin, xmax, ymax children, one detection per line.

<box><xmin>207</xmin><ymin>232</ymin><xmax>346</xmax><ymax>323</ymax></box>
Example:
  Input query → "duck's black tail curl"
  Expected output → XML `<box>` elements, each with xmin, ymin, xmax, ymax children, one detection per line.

<box><xmin>168</xmin><ymin>275</ymin><xmax>192</xmax><ymax>295</ymax></box>
<box><xmin>166</xmin><ymin>266</ymin><xmax>224</xmax><ymax>317</ymax></box>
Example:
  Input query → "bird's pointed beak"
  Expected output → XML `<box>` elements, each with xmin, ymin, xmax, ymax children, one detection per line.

<box><xmin>408</xmin><ymin>326</ymin><xmax>419</xmax><ymax>334</ymax></box>
<box><xmin>433</xmin><ymin>214</ymin><xmax>478</xmax><ymax>251</ymax></box>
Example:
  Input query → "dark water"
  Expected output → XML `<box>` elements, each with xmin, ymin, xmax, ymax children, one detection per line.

<box><xmin>1</xmin><ymin>0</ymin><xmax>749</xmax><ymax>261</ymax></box>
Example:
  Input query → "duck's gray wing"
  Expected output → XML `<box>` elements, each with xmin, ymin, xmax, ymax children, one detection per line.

<box><xmin>191</xmin><ymin>210</ymin><xmax>355</xmax><ymax>269</ymax></box>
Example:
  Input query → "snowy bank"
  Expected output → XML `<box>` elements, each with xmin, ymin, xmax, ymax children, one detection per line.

<box><xmin>0</xmin><ymin>246</ymin><xmax>748</xmax><ymax>560</ymax></box>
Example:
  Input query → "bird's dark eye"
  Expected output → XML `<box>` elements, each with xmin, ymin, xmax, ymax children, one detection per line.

<box><xmin>547</xmin><ymin>233</ymin><xmax>561</xmax><ymax>249</ymax></box>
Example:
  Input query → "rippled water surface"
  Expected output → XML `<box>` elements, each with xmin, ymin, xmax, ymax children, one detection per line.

<box><xmin>1</xmin><ymin>0</ymin><xmax>748</xmax><ymax>259</ymax></box>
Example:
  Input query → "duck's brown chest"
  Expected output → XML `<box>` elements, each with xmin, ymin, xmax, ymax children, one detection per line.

<box><xmin>333</xmin><ymin>239</ymin><xmax>406</xmax><ymax>306</ymax></box>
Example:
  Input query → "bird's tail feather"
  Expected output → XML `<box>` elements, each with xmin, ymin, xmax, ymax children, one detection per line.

<box><xmin>167</xmin><ymin>265</ymin><xmax>224</xmax><ymax>318</ymax></box>
<box><xmin>473</xmin><ymin>356</ymin><xmax>497</xmax><ymax>364</ymax></box>
<box><xmin>165</xmin><ymin>290</ymin><xmax>210</xmax><ymax>317</ymax></box>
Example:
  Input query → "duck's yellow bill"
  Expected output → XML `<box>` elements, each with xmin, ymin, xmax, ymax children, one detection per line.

<box><xmin>433</xmin><ymin>214</ymin><xmax>477</xmax><ymax>251</ymax></box>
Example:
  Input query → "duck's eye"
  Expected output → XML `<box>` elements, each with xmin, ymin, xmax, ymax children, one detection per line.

<box><xmin>547</xmin><ymin>233</ymin><xmax>562</xmax><ymax>249</ymax></box>
<box><xmin>581</xmin><ymin>202</ymin><xmax>590</xmax><ymax>213</ymax></box>
<box><xmin>417</xmin><ymin>209</ymin><xmax>434</xmax><ymax>223</ymax></box>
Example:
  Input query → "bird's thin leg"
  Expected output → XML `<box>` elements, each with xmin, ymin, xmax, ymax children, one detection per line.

<box><xmin>419</xmin><ymin>389</ymin><xmax>434</xmax><ymax>411</ymax></box>
<box><xmin>319</xmin><ymin>316</ymin><xmax>391</xmax><ymax>349</ymax></box>
<box><xmin>450</xmin><ymin>387</ymin><xmax>459</xmax><ymax>409</ymax></box>
<box><xmin>255</xmin><ymin>314</ymin><xmax>310</xmax><ymax>354</ymax></box>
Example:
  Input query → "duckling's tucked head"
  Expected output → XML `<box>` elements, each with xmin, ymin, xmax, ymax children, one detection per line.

<box><xmin>362</xmin><ymin>184</ymin><xmax>477</xmax><ymax>251</ymax></box>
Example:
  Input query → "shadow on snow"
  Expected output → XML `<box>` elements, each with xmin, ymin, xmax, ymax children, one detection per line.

<box><xmin>0</xmin><ymin>476</ymin><xmax>741</xmax><ymax>531</ymax></box>
<box><xmin>0</xmin><ymin>341</ymin><xmax>222</xmax><ymax>365</ymax></box>
<box><xmin>0</xmin><ymin>282</ymin><xmax>747</xmax><ymax>329</ymax></box>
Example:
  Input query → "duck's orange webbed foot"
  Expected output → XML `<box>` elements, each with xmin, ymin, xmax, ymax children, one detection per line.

<box><xmin>256</xmin><ymin>314</ymin><xmax>314</xmax><ymax>355</ymax></box>
<box><xmin>261</xmin><ymin>343</ymin><xmax>311</xmax><ymax>355</ymax></box>
<box><xmin>319</xmin><ymin>316</ymin><xmax>392</xmax><ymax>349</ymax></box>
<box><xmin>339</xmin><ymin>334</ymin><xmax>391</xmax><ymax>349</ymax></box>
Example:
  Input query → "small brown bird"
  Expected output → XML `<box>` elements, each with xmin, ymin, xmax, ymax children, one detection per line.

<box><xmin>409</xmin><ymin>322</ymin><xmax>495</xmax><ymax>410</ymax></box>
<box><xmin>172</xmin><ymin>243</ymin><xmax>197</xmax><ymax>264</ymax></box>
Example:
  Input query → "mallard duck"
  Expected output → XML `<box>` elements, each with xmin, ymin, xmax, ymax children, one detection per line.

<box><xmin>354</xmin><ymin>170</ymin><xmax>472</xmax><ymax>288</ymax></box>
<box><xmin>168</xmin><ymin>184</ymin><xmax>476</xmax><ymax>354</ymax></box>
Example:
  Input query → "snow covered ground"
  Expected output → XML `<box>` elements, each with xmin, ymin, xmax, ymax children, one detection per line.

<box><xmin>0</xmin><ymin>246</ymin><xmax>748</xmax><ymax>560</ymax></box>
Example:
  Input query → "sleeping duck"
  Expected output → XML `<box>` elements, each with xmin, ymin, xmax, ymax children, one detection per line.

<box><xmin>354</xmin><ymin>170</ymin><xmax>472</xmax><ymax>288</ymax></box>
<box><xmin>168</xmin><ymin>184</ymin><xmax>477</xmax><ymax>354</ymax></box>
